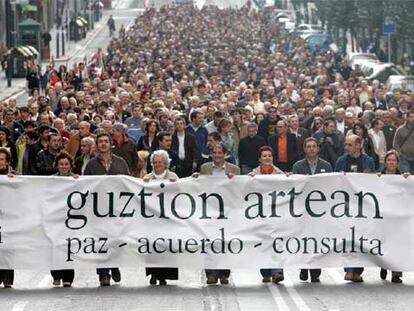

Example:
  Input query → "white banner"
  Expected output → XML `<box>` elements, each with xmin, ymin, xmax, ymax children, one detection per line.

<box><xmin>0</xmin><ymin>174</ymin><xmax>413</xmax><ymax>271</ymax></box>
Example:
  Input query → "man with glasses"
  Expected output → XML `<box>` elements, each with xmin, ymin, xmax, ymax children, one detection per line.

<box><xmin>258</xmin><ymin>106</ymin><xmax>281</xmax><ymax>141</ymax></box>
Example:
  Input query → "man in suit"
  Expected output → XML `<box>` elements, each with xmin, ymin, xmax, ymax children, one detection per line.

<box><xmin>194</xmin><ymin>143</ymin><xmax>240</xmax><ymax>285</ymax></box>
<box><xmin>268</xmin><ymin>119</ymin><xmax>299</xmax><ymax>172</ymax></box>
<box><xmin>292</xmin><ymin>137</ymin><xmax>333</xmax><ymax>283</ymax></box>
<box><xmin>289</xmin><ymin>114</ymin><xmax>309</xmax><ymax>160</ymax></box>
<box><xmin>171</xmin><ymin>116</ymin><xmax>198</xmax><ymax>177</ymax></box>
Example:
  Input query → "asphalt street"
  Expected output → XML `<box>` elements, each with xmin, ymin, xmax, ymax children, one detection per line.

<box><xmin>0</xmin><ymin>268</ymin><xmax>413</xmax><ymax>310</ymax></box>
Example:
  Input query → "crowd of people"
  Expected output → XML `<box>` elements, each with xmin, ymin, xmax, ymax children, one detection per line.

<box><xmin>1</xmin><ymin>2</ymin><xmax>414</xmax><ymax>288</ymax></box>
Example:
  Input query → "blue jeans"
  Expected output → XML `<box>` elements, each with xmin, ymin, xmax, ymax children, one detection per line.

<box><xmin>399</xmin><ymin>155</ymin><xmax>414</xmax><ymax>174</ymax></box>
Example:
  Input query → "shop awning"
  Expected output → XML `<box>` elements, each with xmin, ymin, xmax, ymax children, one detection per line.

<box><xmin>12</xmin><ymin>46</ymin><xmax>39</xmax><ymax>57</ymax></box>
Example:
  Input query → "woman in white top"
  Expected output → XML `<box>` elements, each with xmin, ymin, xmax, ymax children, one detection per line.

<box><xmin>368</xmin><ymin>118</ymin><xmax>387</xmax><ymax>171</ymax></box>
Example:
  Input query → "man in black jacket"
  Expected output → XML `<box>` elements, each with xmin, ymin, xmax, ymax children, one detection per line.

<box><xmin>84</xmin><ymin>132</ymin><xmax>130</xmax><ymax>286</ymax></box>
<box><xmin>238</xmin><ymin>123</ymin><xmax>266</xmax><ymax>174</ymax></box>
<box><xmin>35</xmin><ymin>132</ymin><xmax>61</xmax><ymax>176</ymax></box>
<box><xmin>257</xmin><ymin>106</ymin><xmax>281</xmax><ymax>142</ymax></box>
<box><xmin>171</xmin><ymin>116</ymin><xmax>197</xmax><ymax>177</ymax></box>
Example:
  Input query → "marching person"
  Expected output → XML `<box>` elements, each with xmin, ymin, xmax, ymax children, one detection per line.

<box><xmin>335</xmin><ymin>134</ymin><xmax>375</xmax><ymax>282</ymax></box>
<box><xmin>292</xmin><ymin>137</ymin><xmax>333</xmax><ymax>283</ymax></box>
<box><xmin>0</xmin><ymin>147</ymin><xmax>14</xmax><ymax>288</ymax></box>
<box><xmin>84</xmin><ymin>132</ymin><xmax>130</xmax><ymax>286</ymax></box>
<box><xmin>248</xmin><ymin>146</ymin><xmax>285</xmax><ymax>283</ymax></box>
<box><xmin>51</xmin><ymin>151</ymin><xmax>78</xmax><ymax>287</ymax></box>
<box><xmin>193</xmin><ymin>143</ymin><xmax>240</xmax><ymax>285</ymax></box>
<box><xmin>143</xmin><ymin>150</ymin><xmax>179</xmax><ymax>286</ymax></box>
<box><xmin>378</xmin><ymin>150</ymin><xmax>410</xmax><ymax>283</ymax></box>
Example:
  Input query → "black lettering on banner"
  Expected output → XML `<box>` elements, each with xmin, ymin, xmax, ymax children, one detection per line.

<box><xmin>268</xmin><ymin>190</ymin><xmax>285</xmax><ymax>217</ymax></box>
<box><xmin>288</xmin><ymin>187</ymin><xmax>303</xmax><ymax>217</ymax></box>
<box><xmin>199</xmin><ymin>193</ymin><xmax>227</xmax><ymax>219</ymax></box>
<box><xmin>137</xmin><ymin>237</ymin><xmax>151</xmax><ymax>254</ymax></box>
<box><xmin>171</xmin><ymin>193</ymin><xmax>196</xmax><ymax>219</ymax></box>
<box><xmin>138</xmin><ymin>188</ymin><xmax>154</xmax><ymax>218</ymax></box>
<box><xmin>153</xmin><ymin>238</ymin><xmax>166</xmax><ymax>253</ymax></box>
<box><xmin>330</xmin><ymin>190</ymin><xmax>351</xmax><ymax>218</ymax></box>
<box><xmin>66</xmin><ymin>191</ymin><xmax>89</xmax><ymax>230</ymax></box>
<box><xmin>92</xmin><ymin>192</ymin><xmax>116</xmax><ymax>218</ymax></box>
<box><xmin>244</xmin><ymin>192</ymin><xmax>265</xmax><ymax>219</ymax></box>
<box><xmin>273</xmin><ymin>237</ymin><xmax>284</xmax><ymax>254</ymax></box>
<box><xmin>185</xmin><ymin>238</ymin><xmax>198</xmax><ymax>253</ymax></box>
<box><xmin>119</xmin><ymin>192</ymin><xmax>135</xmax><ymax>217</ymax></box>
<box><xmin>305</xmin><ymin>190</ymin><xmax>327</xmax><ymax>217</ymax></box>
<box><xmin>228</xmin><ymin>237</ymin><xmax>243</xmax><ymax>254</ymax></box>
<box><xmin>66</xmin><ymin>237</ymin><xmax>109</xmax><ymax>262</ymax></box>
<box><xmin>355</xmin><ymin>191</ymin><xmax>383</xmax><ymax>219</ymax></box>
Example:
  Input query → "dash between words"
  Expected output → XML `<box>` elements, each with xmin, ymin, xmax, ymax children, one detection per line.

<box><xmin>65</xmin><ymin>184</ymin><xmax>383</xmax><ymax>230</ymax></box>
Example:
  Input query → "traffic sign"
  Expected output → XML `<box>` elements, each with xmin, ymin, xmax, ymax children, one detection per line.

<box><xmin>383</xmin><ymin>22</ymin><xmax>397</xmax><ymax>35</ymax></box>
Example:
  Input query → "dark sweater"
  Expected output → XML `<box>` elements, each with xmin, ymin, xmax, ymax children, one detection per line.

<box><xmin>238</xmin><ymin>135</ymin><xmax>266</xmax><ymax>168</ymax></box>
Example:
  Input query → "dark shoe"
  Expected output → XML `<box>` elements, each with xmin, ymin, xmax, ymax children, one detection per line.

<box><xmin>99</xmin><ymin>275</ymin><xmax>110</xmax><ymax>286</ymax></box>
<box><xmin>299</xmin><ymin>269</ymin><xmax>308</xmax><ymax>281</ymax></box>
<box><xmin>344</xmin><ymin>272</ymin><xmax>354</xmax><ymax>281</ymax></box>
<box><xmin>159</xmin><ymin>279</ymin><xmax>167</xmax><ymax>286</ymax></box>
<box><xmin>380</xmin><ymin>269</ymin><xmax>387</xmax><ymax>280</ymax></box>
<box><xmin>311</xmin><ymin>277</ymin><xmax>320</xmax><ymax>283</ymax></box>
<box><xmin>392</xmin><ymin>276</ymin><xmax>402</xmax><ymax>284</ymax></box>
<box><xmin>272</xmin><ymin>273</ymin><xmax>284</xmax><ymax>284</ymax></box>
<box><xmin>149</xmin><ymin>276</ymin><xmax>157</xmax><ymax>285</ymax></box>
<box><xmin>53</xmin><ymin>278</ymin><xmax>61</xmax><ymax>286</ymax></box>
<box><xmin>220</xmin><ymin>277</ymin><xmax>229</xmax><ymax>285</ymax></box>
<box><xmin>111</xmin><ymin>268</ymin><xmax>121</xmax><ymax>282</ymax></box>
<box><xmin>352</xmin><ymin>274</ymin><xmax>363</xmax><ymax>283</ymax></box>
<box><xmin>3</xmin><ymin>283</ymin><xmax>12</xmax><ymax>289</ymax></box>
<box><xmin>206</xmin><ymin>276</ymin><xmax>218</xmax><ymax>285</ymax></box>
<box><xmin>62</xmin><ymin>282</ymin><xmax>72</xmax><ymax>288</ymax></box>
<box><xmin>262</xmin><ymin>276</ymin><xmax>271</xmax><ymax>283</ymax></box>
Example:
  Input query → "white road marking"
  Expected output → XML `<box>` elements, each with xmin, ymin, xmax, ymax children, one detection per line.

<box><xmin>326</xmin><ymin>268</ymin><xmax>347</xmax><ymax>285</ymax></box>
<box><xmin>283</xmin><ymin>274</ymin><xmax>311</xmax><ymax>311</ymax></box>
<box><xmin>11</xmin><ymin>301</ymin><xmax>28</xmax><ymax>311</ymax></box>
<box><xmin>267</xmin><ymin>283</ymin><xmax>290</xmax><ymax>311</ymax></box>
<box><xmin>36</xmin><ymin>274</ymin><xmax>52</xmax><ymax>288</ymax></box>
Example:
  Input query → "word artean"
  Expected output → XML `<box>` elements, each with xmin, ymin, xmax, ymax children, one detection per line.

<box><xmin>65</xmin><ymin>186</ymin><xmax>382</xmax><ymax>230</ymax></box>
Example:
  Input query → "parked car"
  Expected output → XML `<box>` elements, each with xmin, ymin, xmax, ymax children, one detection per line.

<box><xmin>174</xmin><ymin>0</ymin><xmax>194</xmax><ymax>5</ymax></box>
<box><xmin>360</xmin><ymin>63</ymin><xmax>406</xmax><ymax>83</ymax></box>
<box><xmin>385</xmin><ymin>75</ymin><xmax>414</xmax><ymax>92</ymax></box>
<box><xmin>347</xmin><ymin>53</ymin><xmax>380</xmax><ymax>69</ymax></box>
<box><xmin>302</xmin><ymin>33</ymin><xmax>338</xmax><ymax>53</ymax></box>
<box><xmin>292</xmin><ymin>23</ymin><xmax>324</xmax><ymax>35</ymax></box>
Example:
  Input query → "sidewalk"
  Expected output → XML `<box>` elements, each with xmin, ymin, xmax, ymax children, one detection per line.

<box><xmin>0</xmin><ymin>8</ymin><xmax>113</xmax><ymax>102</ymax></box>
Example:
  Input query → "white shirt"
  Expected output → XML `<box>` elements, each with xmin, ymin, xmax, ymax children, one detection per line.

<box><xmin>177</xmin><ymin>132</ymin><xmax>185</xmax><ymax>160</ymax></box>
<box><xmin>212</xmin><ymin>163</ymin><xmax>226</xmax><ymax>177</ymax></box>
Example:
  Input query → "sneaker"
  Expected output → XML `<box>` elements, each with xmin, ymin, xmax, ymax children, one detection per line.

<box><xmin>262</xmin><ymin>276</ymin><xmax>271</xmax><ymax>283</ymax></box>
<box><xmin>53</xmin><ymin>278</ymin><xmax>61</xmax><ymax>286</ymax></box>
<box><xmin>111</xmin><ymin>268</ymin><xmax>121</xmax><ymax>283</ymax></box>
<box><xmin>219</xmin><ymin>277</ymin><xmax>229</xmax><ymax>285</ymax></box>
<box><xmin>99</xmin><ymin>275</ymin><xmax>110</xmax><ymax>286</ymax></box>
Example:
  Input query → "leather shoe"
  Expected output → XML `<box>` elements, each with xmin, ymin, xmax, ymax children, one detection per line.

<box><xmin>392</xmin><ymin>276</ymin><xmax>402</xmax><ymax>284</ymax></box>
<box><xmin>206</xmin><ymin>276</ymin><xmax>218</xmax><ymax>285</ymax></box>
<box><xmin>352</xmin><ymin>274</ymin><xmax>363</xmax><ymax>283</ymax></box>
<box><xmin>380</xmin><ymin>269</ymin><xmax>387</xmax><ymax>280</ymax></box>
<box><xmin>344</xmin><ymin>272</ymin><xmax>354</xmax><ymax>281</ymax></box>
<box><xmin>299</xmin><ymin>269</ymin><xmax>308</xmax><ymax>281</ymax></box>
<box><xmin>220</xmin><ymin>277</ymin><xmax>229</xmax><ymax>285</ymax></box>
<box><xmin>149</xmin><ymin>276</ymin><xmax>157</xmax><ymax>285</ymax></box>
<box><xmin>272</xmin><ymin>272</ymin><xmax>284</xmax><ymax>284</ymax></box>
<box><xmin>262</xmin><ymin>276</ymin><xmax>271</xmax><ymax>283</ymax></box>
<box><xmin>111</xmin><ymin>268</ymin><xmax>121</xmax><ymax>282</ymax></box>
<box><xmin>99</xmin><ymin>275</ymin><xmax>110</xmax><ymax>286</ymax></box>
<box><xmin>53</xmin><ymin>278</ymin><xmax>61</xmax><ymax>286</ymax></box>
<box><xmin>159</xmin><ymin>279</ymin><xmax>167</xmax><ymax>286</ymax></box>
<box><xmin>3</xmin><ymin>283</ymin><xmax>12</xmax><ymax>288</ymax></box>
<box><xmin>63</xmin><ymin>282</ymin><xmax>72</xmax><ymax>288</ymax></box>
<box><xmin>310</xmin><ymin>277</ymin><xmax>320</xmax><ymax>283</ymax></box>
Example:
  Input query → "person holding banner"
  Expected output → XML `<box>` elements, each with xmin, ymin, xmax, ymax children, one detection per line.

<box><xmin>335</xmin><ymin>134</ymin><xmax>375</xmax><ymax>283</ymax></box>
<box><xmin>378</xmin><ymin>149</ymin><xmax>410</xmax><ymax>283</ymax></box>
<box><xmin>84</xmin><ymin>132</ymin><xmax>130</xmax><ymax>286</ymax></box>
<box><xmin>51</xmin><ymin>151</ymin><xmax>77</xmax><ymax>287</ymax></box>
<box><xmin>292</xmin><ymin>137</ymin><xmax>333</xmax><ymax>283</ymax></box>
<box><xmin>248</xmin><ymin>145</ymin><xmax>285</xmax><ymax>283</ymax></box>
<box><xmin>0</xmin><ymin>147</ymin><xmax>14</xmax><ymax>288</ymax></box>
<box><xmin>194</xmin><ymin>143</ymin><xmax>240</xmax><ymax>285</ymax></box>
<box><xmin>143</xmin><ymin>149</ymin><xmax>179</xmax><ymax>286</ymax></box>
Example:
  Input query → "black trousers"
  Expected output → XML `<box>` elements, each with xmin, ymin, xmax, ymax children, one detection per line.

<box><xmin>300</xmin><ymin>269</ymin><xmax>321</xmax><ymax>279</ymax></box>
<box><xmin>205</xmin><ymin>269</ymin><xmax>230</xmax><ymax>278</ymax></box>
<box><xmin>96</xmin><ymin>267</ymin><xmax>119</xmax><ymax>276</ymax></box>
<box><xmin>0</xmin><ymin>270</ymin><xmax>14</xmax><ymax>285</ymax></box>
<box><xmin>51</xmin><ymin>270</ymin><xmax>74</xmax><ymax>283</ymax></box>
<box><xmin>146</xmin><ymin>268</ymin><xmax>178</xmax><ymax>280</ymax></box>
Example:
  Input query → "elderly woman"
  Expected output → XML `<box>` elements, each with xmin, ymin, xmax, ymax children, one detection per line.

<box><xmin>248</xmin><ymin>146</ymin><xmax>285</xmax><ymax>283</ymax></box>
<box><xmin>378</xmin><ymin>150</ymin><xmax>410</xmax><ymax>283</ymax></box>
<box><xmin>51</xmin><ymin>151</ymin><xmax>77</xmax><ymax>287</ymax></box>
<box><xmin>143</xmin><ymin>150</ymin><xmax>178</xmax><ymax>285</ymax></box>
<box><xmin>0</xmin><ymin>147</ymin><xmax>14</xmax><ymax>288</ymax></box>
